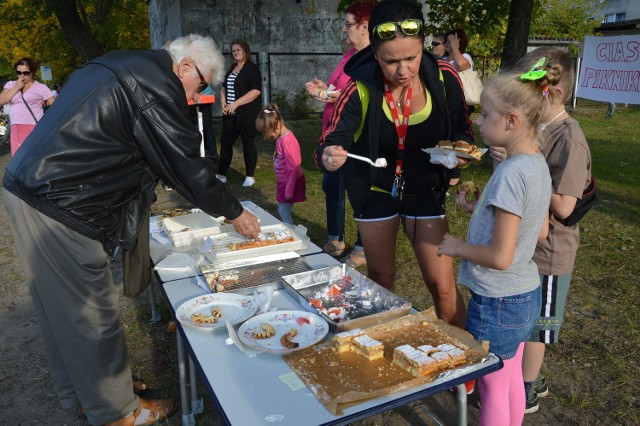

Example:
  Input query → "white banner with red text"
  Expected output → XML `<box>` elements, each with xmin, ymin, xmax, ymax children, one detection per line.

<box><xmin>577</xmin><ymin>35</ymin><xmax>640</xmax><ymax>105</ymax></box>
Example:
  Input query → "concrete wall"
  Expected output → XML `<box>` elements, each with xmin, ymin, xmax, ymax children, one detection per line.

<box><xmin>149</xmin><ymin>0</ymin><xmax>183</xmax><ymax>48</ymax></box>
<box><xmin>149</xmin><ymin>0</ymin><xmax>343</xmax><ymax>52</ymax></box>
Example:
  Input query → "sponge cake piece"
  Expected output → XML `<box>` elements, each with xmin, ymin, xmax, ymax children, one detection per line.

<box><xmin>393</xmin><ymin>344</ymin><xmax>439</xmax><ymax>377</ymax></box>
<box><xmin>331</xmin><ymin>328</ymin><xmax>365</xmax><ymax>353</ymax></box>
<box><xmin>351</xmin><ymin>334</ymin><xmax>384</xmax><ymax>361</ymax></box>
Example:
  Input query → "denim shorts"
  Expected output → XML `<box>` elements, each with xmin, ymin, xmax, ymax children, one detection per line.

<box><xmin>465</xmin><ymin>287</ymin><xmax>541</xmax><ymax>359</ymax></box>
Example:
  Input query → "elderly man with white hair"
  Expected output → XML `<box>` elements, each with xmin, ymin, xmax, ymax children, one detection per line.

<box><xmin>3</xmin><ymin>34</ymin><xmax>261</xmax><ymax>425</ymax></box>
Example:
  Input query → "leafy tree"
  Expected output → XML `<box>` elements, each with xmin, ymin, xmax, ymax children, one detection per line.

<box><xmin>338</xmin><ymin>0</ymin><xmax>602</xmax><ymax>70</ymax></box>
<box><xmin>530</xmin><ymin>0</ymin><xmax>602</xmax><ymax>47</ymax></box>
<box><xmin>0</xmin><ymin>0</ymin><xmax>149</xmax><ymax>84</ymax></box>
<box><xmin>425</xmin><ymin>0</ymin><xmax>511</xmax><ymax>36</ymax></box>
<box><xmin>501</xmin><ymin>0</ymin><xmax>535</xmax><ymax>70</ymax></box>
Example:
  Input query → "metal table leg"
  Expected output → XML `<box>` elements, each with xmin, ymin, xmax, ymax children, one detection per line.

<box><xmin>177</xmin><ymin>331</ymin><xmax>195</xmax><ymax>426</ymax></box>
<box><xmin>455</xmin><ymin>383</ymin><xmax>468</xmax><ymax>426</ymax></box>
<box><xmin>189</xmin><ymin>357</ymin><xmax>204</xmax><ymax>415</ymax></box>
<box><xmin>148</xmin><ymin>277</ymin><xmax>162</xmax><ymax>323</ymax></box>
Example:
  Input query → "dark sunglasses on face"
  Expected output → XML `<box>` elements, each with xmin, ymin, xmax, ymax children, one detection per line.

<box><xmin>194</xmin><ymin>65</ymin><xmax>209</xmax><ymax>93</ymax></box>
<box><xmin>16</xmin><ymin>70</ymin><xmax>32</xmax><ymax>76</ymax></box>
<box><xmin>372</xmin><ymin>19</ymin><xmax>423</xmax><ymax>40</ymax></box>
<box><xmin>431</xmin><ymin>41</ymin><xmax>442</xmax><ymax>47</ymax></box>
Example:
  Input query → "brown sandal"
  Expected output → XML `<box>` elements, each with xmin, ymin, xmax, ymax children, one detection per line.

<box><xmin>346</xmin><ymin>249</ymin><xmax>366</xmax><ymax>268</ymax></box>
<box><xmin>322</xmin><ymin>240</ymin><xmax>346</xmax><ymax>257</ymax></box>
<box><xmin>105</xmin><ymin>398</ymin><xmax>177</xmax><ymax>426</ymax></box>
<box><xmin>78</xmin><ymin>377</ymin><xmax>149</xmax><ymax>419</ymax></box>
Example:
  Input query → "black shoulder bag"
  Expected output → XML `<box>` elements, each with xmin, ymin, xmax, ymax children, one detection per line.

<box><xmin>561</xmin><ymin>175</ymin><xmax>597</xmax><ymax>227</ymax></box>
<box><xmin>20</xmin><ymin>90</ymin><xmax>39</xmax><ymax>123</ymax></box>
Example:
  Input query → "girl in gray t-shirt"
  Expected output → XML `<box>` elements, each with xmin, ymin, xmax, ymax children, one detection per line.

<box><xmin>438</xmin><ymin>64</ymin><xmax>554</xmax><ymax>424</ymax></box>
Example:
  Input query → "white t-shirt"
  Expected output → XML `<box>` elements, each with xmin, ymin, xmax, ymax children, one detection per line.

<box><xmin>450</xmin><ymin>53</ymin><xmax>474</xmax><ymax>71</ymax></box>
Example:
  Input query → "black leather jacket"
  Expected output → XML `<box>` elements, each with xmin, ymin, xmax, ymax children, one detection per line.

<box><xmin>3</xmin><ymin>49</ymin><xmax>244</xmax><ymax>255</ymax></box>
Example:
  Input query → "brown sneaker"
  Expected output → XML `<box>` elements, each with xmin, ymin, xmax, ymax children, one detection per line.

<box><xmin>105</xmin><ymin>398</ymin><xmax>176</xmax><ymax>426</ymax></box>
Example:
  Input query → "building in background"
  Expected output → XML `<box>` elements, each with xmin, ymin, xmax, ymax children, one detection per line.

<box><xmin>147</xmin><ymin>0</ymin><xmax>430</xmax><ymax>117</ymax></box>
<box><xmin>593</xmin><ymin>0</ymin><xmax>640</xmax><ymax>35</ymax></box>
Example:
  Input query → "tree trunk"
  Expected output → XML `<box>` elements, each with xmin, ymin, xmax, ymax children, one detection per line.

<box><xmin>500</xmin><ymin>0</ymin><xmax>534</xmax><ymax>70</ymax></box>
<box><xmin>47</xmin><ymin>0</ymin><xmax>105</xmax><ymax>62</ymax></box>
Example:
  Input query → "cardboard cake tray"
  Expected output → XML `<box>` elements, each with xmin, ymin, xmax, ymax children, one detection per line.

<box><xmin>284</xmin><ymin>309</ymin><xmax>493</xmax><ymax>416</ymax></box>
<box><xmin>160</xmin><ymin>212</ymin><xmax>231</xmax><ymax>247</ymax></box>
<box><xmin>281</xmin><ymin>264</ymin><xmax>412</xmax><ymax>333</ymax></box>
<box><xmin>204</xmin><ymin>224</ymin><xmax>309</xmax><ymax>262</ymax></box>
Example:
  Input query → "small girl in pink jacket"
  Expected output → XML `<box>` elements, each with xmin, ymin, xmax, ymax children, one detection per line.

<box><xmin>256</xmin><ymin>104</ymin><xmax>306</xmax><ymax>224</ymax></box>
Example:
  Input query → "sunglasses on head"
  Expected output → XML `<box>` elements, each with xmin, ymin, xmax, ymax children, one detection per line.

<box><xmin>373</xmin><ymin>19</ymin><xmax>423</xmax><ymax>40</ymax></box>
<box><xmin>16</xmin><ymin>70</ymin><xmax>32</xmax><ymax>76</ymax></box>
<box><xmin>194</xmin><ymin>65</ymin><xmax>209</xmax><ymax>93</ymax></box>
<box><xmin>431</xmin><ymin>41</ymin><xmax>442</xmax><ymax>47</ymax></box>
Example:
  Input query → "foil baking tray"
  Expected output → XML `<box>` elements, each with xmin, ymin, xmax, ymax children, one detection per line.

<box><xmin>282</xmin><ymin>265</ymin><xmax>412</xmax><ymax>332</ymax></box>
<box><xmin>200</xmin><ymin>256</ymin><xmax>311</xmax><ymax>293</ymax></box>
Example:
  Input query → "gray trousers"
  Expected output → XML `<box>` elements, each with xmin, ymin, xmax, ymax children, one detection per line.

<box><xmin>3</xmin><ymin>190</ymin><xmax>138</xmax><ymax>425</ymax></box>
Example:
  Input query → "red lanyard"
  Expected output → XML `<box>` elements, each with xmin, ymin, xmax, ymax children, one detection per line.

<box><xmin>383</xmin><ymin>77</ymin><xmax>412</xmax><ymax>177</ymax></box>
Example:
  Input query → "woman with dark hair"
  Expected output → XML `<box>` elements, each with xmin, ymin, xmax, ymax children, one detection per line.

<box><xmin>316</xmin><ymin>0</ymin><xmax>472</xmax><ymax>328</ymax></box>
<box><xmin>430</xmin><ymin>32</ymin><xmax>448</xmax><ymax>60</ymax></box>
<box><xmin>445</xmin><ymin>28</ymin><xmax>474</xmax><ymax>72</ymax></box>
<box><xmin>0</xmin><ymin>57</ymin><xmax>54</xmax><ymax>155</ymax></box>
<box><xmin>305</xmin><ymin>0</ymin><xmax>376</xmax><ymax>267</ymax></box>
<box><xmin>217</xmin><ymin>39</ymin><xmax>262</xmax><ymax>187</ymax></box>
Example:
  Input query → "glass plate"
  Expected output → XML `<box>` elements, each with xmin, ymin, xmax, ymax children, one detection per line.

<box><xmin>238</xmin><ymin>310</ymin><xmax>329</xmax><ymax>353</ymax></box>
<box><xmin>176</xmin><ymin>293</ymin><xmax>258</xmax><ymax>329</ymax></box>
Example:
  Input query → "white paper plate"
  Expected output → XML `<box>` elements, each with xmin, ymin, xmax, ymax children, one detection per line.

<box><xmin>422</xmin><ymin>147</ymin><xmax>487</xmax><ymax>160</ymax></box>
<box><xmin>176</xmin><ymin>293</ymin><xmax>258</xmax><ymax>329</ymax></box>
<box><xmin>238</xmin><ymin>310</ymin><xmax>329</xmax><ymax>353</ymax></box>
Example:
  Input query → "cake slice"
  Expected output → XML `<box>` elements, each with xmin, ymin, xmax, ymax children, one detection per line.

<box><xmin>437</xmin><ymin>344</ymin><xmax>467</xmax><ymax>366</ymax></box>
<box><xmin>416</xmin><ymin>344</ymin><xmax>438</xmax><ymax>356</ymax></box>
<box><xmin>427</xmin><ymin>350</ymin><xmax>452</xmax><ymax>369</ymax></box>
<box><xmin>428</xmin><ymin>347</ymin><xmax>466</xmax><ymax>369</ymax></box>
<box><xmin>351</xmin><ymin>334</ymin><xmax>384</xmax><ymax>361</ymax></box>
<box><xmin>436</xmin><ymin>343</ymin><xmax>457</xmax><ymax>352</ymax></box>
<box><xmin>331</xmin><ymin>328</ymin><xmax>365</xmax><ymax>353</ymax></box>
<box><xmin>393</xmin><ymin>344</ymin><xmax>439</xmax><ymax>377</ymax></box>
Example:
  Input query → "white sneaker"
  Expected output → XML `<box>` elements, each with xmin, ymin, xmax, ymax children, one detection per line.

<box><xmin>242</xmin><ymin>177</ymin><xmax>255</xmax><ymax>187</ymax></box>
<box><xmin>215</xmin><ymin>174</ymin><xmax>227</xmax><ymax>183</ymax></box>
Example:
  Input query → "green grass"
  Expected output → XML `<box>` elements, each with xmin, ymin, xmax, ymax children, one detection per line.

<box><xmin>143</xmin><ymin>102</ymin><xmax>639</xmax><ymax>424</ymax></box>
<box><xmin>245</xmin><ymin>103</ymin><xmax>640</xmax><ymax>423</ymax></box>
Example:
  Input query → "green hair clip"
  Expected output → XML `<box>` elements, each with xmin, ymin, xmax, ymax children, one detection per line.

<box><xmin>520</xmin><ymin>57</ymin><xmax>547</xmax><ymax>81</ymax></box>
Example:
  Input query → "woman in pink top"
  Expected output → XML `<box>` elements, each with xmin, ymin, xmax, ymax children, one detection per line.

<box><xmin>256</xmin><ymin>104</ymin><xmax>306</xmax><ymax>225</ymax></box>
<box><xmin>0</xmin><ymin>57</ymin><xmax>55</xmax><ymax>155</ymax></box>
<box><xmin>304</xmin><ymin>0</ymin><xmax>374</xmax><ymax>266</ymax></box>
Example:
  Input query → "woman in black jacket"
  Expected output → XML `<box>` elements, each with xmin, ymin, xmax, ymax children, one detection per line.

<box><xmin>316</xmin><ymin>0</ymin><xmax>473</xmax><ymax>328</ymax></box>
<box><xmin>218</xmin><ymin>39</ymin><xmax>262</xmax><ymax>187</ymax></box>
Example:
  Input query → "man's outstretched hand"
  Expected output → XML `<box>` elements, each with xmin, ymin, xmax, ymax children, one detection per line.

<box><xmin>229</xmin><ymin>209</ymin><xmax>261</xmax><ymax>239</ymax></box>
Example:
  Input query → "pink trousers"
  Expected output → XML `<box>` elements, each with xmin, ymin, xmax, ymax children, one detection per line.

<box><xmin>478</xmin><ymin>342</ymin><xmax>526</xmax><ymax>426</ymax></box>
